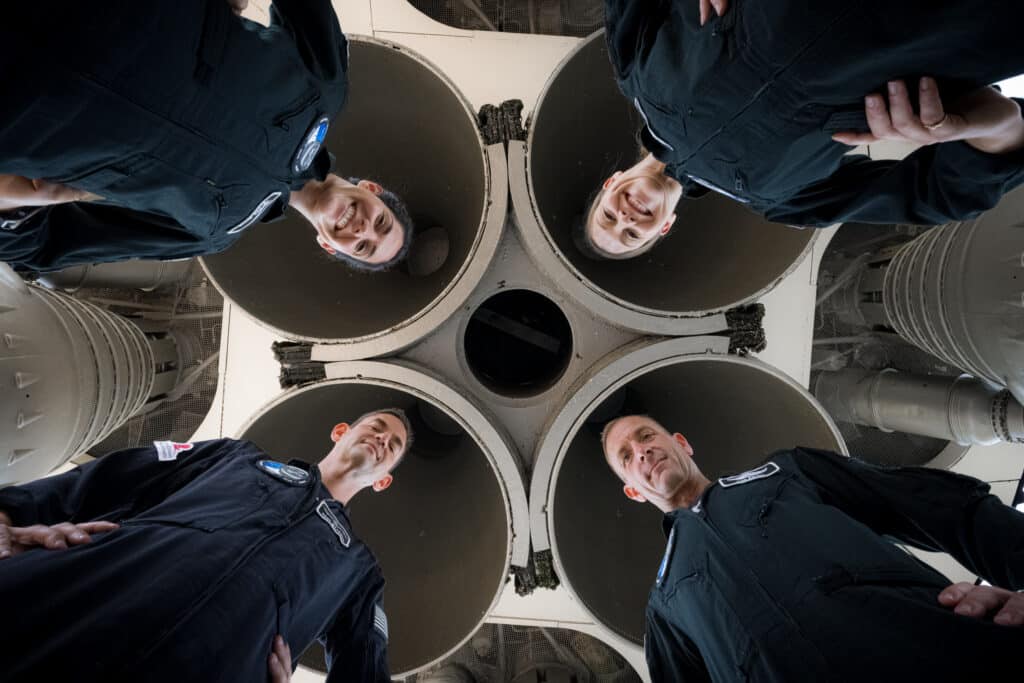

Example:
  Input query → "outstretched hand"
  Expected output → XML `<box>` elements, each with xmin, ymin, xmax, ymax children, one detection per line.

<box><xmin>0</xmin><ymin>175</ymin><xmax>102</xmax><ymax>212</ymax></box>
<box><xmin>939</xmin><ymin>582</ymin><xmax>1024</xmax><ymax>627</ymax></box>
<box><xmin>268</xmin><ymin>635</ymin><xmax>292</xmax><ymax>683</ymax></box>
<box><xmin>0</xmin><ymin>514</ymin><xmax>119</xmax><ymax>560</ymax></box>
<box><xmin>833</xmin><ymin>78</ymin><xmax>1024</xmax><ymax>155</ymax></box>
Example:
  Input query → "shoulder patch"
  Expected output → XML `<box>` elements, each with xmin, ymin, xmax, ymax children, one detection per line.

<box><xmin>315</xmin><ymin>500</ymin><xmax>351</xmax><ymax>548</ymax></box>
<box><xmin>719</xmin><ymin>462</ymin><xmax>780</xmax><ymax>488</ymax></box>
<box><xmin>373</xmin><ymin>605</ymin><xmax>388</xmax><ymax>641</ymax></box>
<box><xmin>154</xmin><ymin>441</ymin><xmax>193</xmax><ymax>462</ymax></box>
<box><xmin>256</xmin><ymin>459</ymin><xmax>310</xmax><ymax>486</ymax></box>
<box><xmin>656</xmin><ymin>527</ymin><xmax>676</xmax><ymax>587</ymax></box>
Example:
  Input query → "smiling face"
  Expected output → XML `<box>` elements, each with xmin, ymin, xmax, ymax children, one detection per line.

<box><xmin>602</xmin><ymin>415</ymin><xmax>700</xmax><ymax>512</ymax></box>
<box><xmin>584</xmin><ymin>159</ymin><xmax>683</xmax><ymax>259</ymax></box>
<box><xmin>329</xmin><ymin>411</ymin><xmax>410</xmax><ymax>492</ymax></box>
<box><xmin>308</xmin><ymin>175</ymin><xmax>407</xmax><ymax>266</ymax></box>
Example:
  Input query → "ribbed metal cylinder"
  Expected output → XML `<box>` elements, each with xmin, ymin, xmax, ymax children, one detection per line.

<box><xmin>882</xmin><ymin>186</ymin><xmax>1024</xmax><ymax>403</ymax></box>
<box><xmin>1</xmin><ymin>266</ymin><xmax>156</xmax><ymax>484</ymax></box>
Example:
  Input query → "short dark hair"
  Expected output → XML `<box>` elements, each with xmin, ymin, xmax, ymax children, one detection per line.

<box><xmin>352</xmin><ymin>407</ymin><xmax>415</xmax><ymax>456</ymax></box>
<box><xmin>600</xmin><ymin>413</ymin><xmax>658</xmax><ymax>459</ymax></box>
<box><xmin>328</xmin><ymin>178</ymin><xmax>415</xmax><ymax>272</ymax></box>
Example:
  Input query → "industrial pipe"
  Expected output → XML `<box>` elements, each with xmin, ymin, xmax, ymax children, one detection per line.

<box><xmin>530</xmin><ymin>337</ymin><xmax>846</xmax><ymax>645</ymax></box>
<box><xmin>814</xmin><ymin>368</ymin><xmax>1024</xmax><ymax>446</ymax></box>
<box><xmin>237</xmin><ymin>361</ymin><xmax>528</xmax><ymax>677</ymax></box>
<box><xmin>202</xmin><ymin>37</ymin><xmax>506</xmax><ymax>358</ymax></box>
<box><xmin>36</xmin><ymin>258</ymin><xmax>193</xmax><ymax>292</ymax></box>
<box><xmin>511</xmin><ymin>31</ymin><xmax>817</xmax><ymax>334</ymax></box>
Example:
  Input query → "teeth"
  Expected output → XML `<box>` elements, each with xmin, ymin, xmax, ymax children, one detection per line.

<box><xmin>337</xmin><ymin>205</ymin><xmax>355</xmax><ymax>228</ymax></box>
<box><xmin>626</xmin><ymin>194</ymin><xmax>649</xmax><ymax>215</ymax></box>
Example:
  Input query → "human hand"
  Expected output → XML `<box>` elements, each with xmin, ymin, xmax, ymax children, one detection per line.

<box><xmin>227</xmin><ymin>0</ymin><xmax>248</xmax><ymax>15</ymax></box>
<box><xmin>0</xmin><ymin>517</ymin><xmax>119</xmax><ymax>560</ymax></box>
<box><xmin>268</xmin><ymin>635</ymin><xmax>292</xmax><ymax>683</ymax></box>
<box><xmin>699</xmin><ymin>0</ymin><xmax>728</xmax><ymax>26</ymax></box>
<box><xmin>939</xmin><ymin>582</ymin><xmax>1024</xmax><ymax>627</ymax></box>
<box><xmin>832</xmin><ymin>78</ymin><xmax>1024</xmax><ymax>155</ymax></box>
<box><xmin>0</xmin><ymin>175</ymin><xmax>102</xmax><ymax>212</ymax></box>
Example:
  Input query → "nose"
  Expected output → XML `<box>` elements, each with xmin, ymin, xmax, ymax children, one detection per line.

<box><xmin>631</xmin><ymin>441</ymin><xmax>648</xmax><ymax>462</ymax></box>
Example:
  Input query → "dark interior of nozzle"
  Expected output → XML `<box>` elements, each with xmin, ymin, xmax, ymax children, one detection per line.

<box><xmin>529</xmin><ymin>33</ymin><xmax>814</xmax><ymax>313</ymax></box>
<box><xmin>464</xmin><ymin>289</ymin><xmax>573</xmax><ymax>397</ymax></box>
<box><xmin>203</xmin><ymin>40</ymin><xmax>485</xmax><ymax>340</ymax></box>
<box><xmin>240</xmin><ymin>383</ymin><xmax>508</xmax><ymax>674</ymax></box>
<box><xmin>553</xmin><ymin>360</ymin><xmax>843</xmax><ymax>644</ymax></box>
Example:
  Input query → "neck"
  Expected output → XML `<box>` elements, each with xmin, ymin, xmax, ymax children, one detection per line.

<box><xmin>288</xmin><ymin>179</ymin><xmax>322</xmax><ymax>225</ymax></box>
<box><xmin>661</xmin><ymin>473</ymin><xmax>712</xmax><ymax>513</ymax></box>
<box><xmin>317</xmin><ymin>458</ymin><xmax>365</xmax><ymax>506</ymax></box>
<box><xmin>639</xmin><ymin>152</ymin><xmax>669</xmax><ymax>176</ymax></box>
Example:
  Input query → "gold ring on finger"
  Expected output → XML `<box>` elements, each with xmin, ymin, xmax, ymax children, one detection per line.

<box><xmin>923</xmin><ymin>114</ymin><xmax>948</xmax><ymax>131</ymax></box>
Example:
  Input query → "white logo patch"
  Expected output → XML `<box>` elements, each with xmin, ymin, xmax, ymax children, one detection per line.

<box><xmin>719</xmin><ymin>462</ymin><xmax>780</xmax><ymax>488</ymax></box>
<box><xmin>316</xmin><ymin>500</ymin><xmax>351</xmax><ymax>548</ymax></box>
<box><xmin>373</xmin><ymin>605</ymin><xmax>388</xmax><ymax>640</ymax></box>
<box><xmin>154</xmin><ymin>441</ymin><xmax>193</xmax><ymax>462</ymax></box>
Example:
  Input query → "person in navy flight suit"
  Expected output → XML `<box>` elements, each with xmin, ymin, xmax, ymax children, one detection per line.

<box><xmin>0</xmin><ymin>0</ymin><xmax>413</xmax><ymax>273</ymax></box>
<box><xmin>0</xmin><ymin>408</ymin><xmax>413</xmax><ymax>682</ymax></box>
<box><xmin>601</xmin><ymin>414</ymin><xmax>1024</xmax><ymax>681</ymax></box>
<box><xmin>581</xmin><ymin>0</ymin><xmax>1024</xmax><ymax>260</ymax></box>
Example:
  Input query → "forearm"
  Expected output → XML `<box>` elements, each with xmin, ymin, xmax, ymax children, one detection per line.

<box><xmin>0</xmin><ymin>174</ymin><xmax>39</xmax><ymax>211</ymax></box>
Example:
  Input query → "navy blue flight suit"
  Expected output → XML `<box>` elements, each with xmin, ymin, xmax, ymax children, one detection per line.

<box><xmin>0</xmin><ymin>0</ymin><xmax>348</xmax><ymax>271</ymax></box>
<box><xmin>606</xmin><ymin>0</ymin><xmax>1024</xmax><ymax>227</ymax></box>
<box><xmin>0</xmin><ymin>439</ymin><xmax>390</xmax><ymax>682</ymax></box>
<box><xmin>646</xmin><ymin>448</ymin><xmax>1024</xmax><ymax>682</ymax></box>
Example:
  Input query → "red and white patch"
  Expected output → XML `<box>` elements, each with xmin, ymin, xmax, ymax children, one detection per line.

<box><xmin>154</xmin><ymin>441</ymin><xmax>194</xmax><ymax>462</ymax></box>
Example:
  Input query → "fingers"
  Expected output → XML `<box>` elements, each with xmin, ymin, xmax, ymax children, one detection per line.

<box><xmin>831</xmin><ymin>132</ymin><xmax>878</xmax><ymax>146</ymax></box>
<box><xmin>0</xmin><ymin>525</ymin><xmax>12</xmax><ymax>560</ymax></box>
<box><xmin>918</xmin><ymin>77</ymin><xmax>946</xmax><ymax>128</ymax></box>
<box><xmin>699</xmin><ymin>0</ymin><xmax>728</xmax><ymax>26</ymax></box>
<box><xmin>993</xmin><ymin>592</ymin><xmax>1024</xmax><ymax>627</ymax></box>
<box><xmin>940</xmin><ymin>583</ymin><xmax>1015</xmax><ymax>620</ymax></box>
<box><xmin>864</xmin><ymin>93</ymin><xmax>898</xmax><ymax>141</ymax></box>
<box><xmin>10</xmin><ymin>522</ymin><xmax>110</xmax><ymax>551</ymax></box>
<box><xmin>268</xmin><ymin>635</ymin><xmax>291</xmax><ymax>683</ymax></box>
<box><xmin>77</xmin><ymin>521</ymin><xmax>120</xmax><ymax>535</ymax></box>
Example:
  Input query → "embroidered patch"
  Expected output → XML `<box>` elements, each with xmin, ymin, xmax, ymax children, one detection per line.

<box><xmin>373</xmin><ymin>605</ymin><xmax>388</xmax><ymax>640</ymax></box>
<box><xmin>291</xmin><ymin>116</ymin><xmax>330</xmax><ymax>174</ymax></box>
<box><xmin>316</xmin><ymin>500</ymin><xmax>351</xmax><ymax>548</ymax></box>
<box><xmin>154</xmin><ymin>441</ymin><xmax>193</xmax><ymax>462</ymax></box>
<box><xmin>656</xmin><ymin>527</ymin><xmax>676</xmax><ymax>587</ymax></box>
<box><xmin>256</xmin><ymin>459</ymin><xmax>310</xmax><ymax>486</ymax></box>
<box><xmin>718</xmin><ymin>462</ymin><xmax>780</xmax><ymax>488</ymax></box>
<box><xmin>227</xmin><ymin>191</ymin><xmax>282</xmax><ymax>235</ymax></box>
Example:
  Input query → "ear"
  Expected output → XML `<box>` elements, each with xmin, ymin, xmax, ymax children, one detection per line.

<box><xmin>623</xmin><ymin>485</ymin><xmax>647</xmax><ymax>503</ymax></box>
<box><xmin>661</xmin><ymin>213</ymin><xmax>677</xmax><ymax>235</ymax></box>
<box><xmin>602</xmin><ymin>171</ymin><xmax>623</xmax><ymax>190</ymax></box>
<box><xmin>673</xmin><ymin>432</ymin><xmax>693</xmax><ymax>456</ymax></box>
<box><xmin>357</xmin><ymin>180</ymin><xmax>384</xmax><ymax>195</ymax></box>
<box><xmin>331</xmin><ymin>423</ymin><xmax>349</xmax><ymax>443</ymax></box>
<box><xmin>317</xmin><ymin>236</ymin><xmax>337</xmax><ymax>255</ymax></box>
<box><xmin>372</xmin><ymin>474</ymin><xmax>393</xmax><ymax>492</ymax></box>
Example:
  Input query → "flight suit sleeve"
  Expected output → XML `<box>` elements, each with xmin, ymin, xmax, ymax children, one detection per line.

<box><xmin>321</xmin><ymin>577</ymin><xmax>390</xmax><ymax>682</ymax></box>
<box><xmin>645</xmin><ymin>608</ymin><xmax>713</xmax><ymax>683</ymax></box>
<box><xmin>269</xmin><ymin>0</ymin><xmax>348</xmax><ymax>81</ymax></box>
<box><xmin>790</xmin><ymin>447</ymin><xmax>1024</xmax><ymax>590</ymax></box>
<box><xmin>0</xmin><ymin>202</ymin><xmax>211</xmax><ymax>272</ymax></box>
<box><xmin>763</xmin><ymin>113</ymin><xmax>1024</xmax><ymax>228</ymax></box>
<box><xmin>0</xmin><ymin>439</ymin><xmax>237</xmax><ymax>527</ymax></box>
